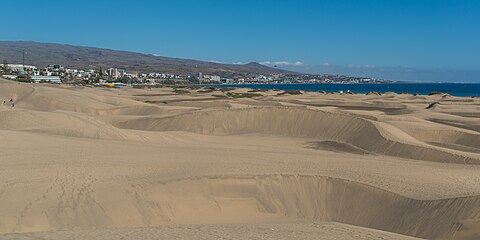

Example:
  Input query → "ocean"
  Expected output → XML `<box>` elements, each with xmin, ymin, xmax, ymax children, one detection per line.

<box><xmin>209</xmin><ymin>83</ymin><xmax>480</xmax><ymax>97</ymax></box>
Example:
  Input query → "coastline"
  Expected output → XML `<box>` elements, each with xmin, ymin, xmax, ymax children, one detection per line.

<box><xmin>202</xmin><ymin>83</ymin><xmax>480</xmax><ymax>97</ymax></box>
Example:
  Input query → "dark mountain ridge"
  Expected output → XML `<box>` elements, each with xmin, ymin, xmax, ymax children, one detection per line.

<box><xmin>0</xmin><ymin>41</ymin><xmax>293</xmax><ymax>77</ymax></box>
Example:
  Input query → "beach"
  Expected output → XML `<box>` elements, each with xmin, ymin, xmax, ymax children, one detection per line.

<box><xmin>0</xmin><ymin>79</ymin><xmax>479</xmax><ymax>239</ymax></box>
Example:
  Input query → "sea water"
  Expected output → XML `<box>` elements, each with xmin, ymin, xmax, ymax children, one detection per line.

<box><xmin>209</xmin><ymin>83</ymin><xmax>480</xmax><ymax>97</ymax></box>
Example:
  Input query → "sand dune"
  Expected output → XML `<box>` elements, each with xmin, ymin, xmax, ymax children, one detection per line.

<box><xmin>121</xmin><ymin>175</ymin><xmax>480</xmax><ymax>239</ymax></box>
<box><xmin>0</xmin><ymin>80</ymin><xmax>479</xmax><ymax>239</ymax></box>
<box><xmin>114</xmin><ymin>107</ymin><xmax>480</xmax><ymax>164</ymax></box>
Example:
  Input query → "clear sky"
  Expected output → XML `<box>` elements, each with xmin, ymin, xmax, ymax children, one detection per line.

<box><xmin>1</xmin><ymin>0</ymin><xmax>479</xmax><ymax>82</ymax></box>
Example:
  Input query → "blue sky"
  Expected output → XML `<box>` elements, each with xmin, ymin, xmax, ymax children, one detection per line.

<box><xmin>1</xmin><ymin>0</ymin><xmax>479</xmax><ymax>82</ymax></box>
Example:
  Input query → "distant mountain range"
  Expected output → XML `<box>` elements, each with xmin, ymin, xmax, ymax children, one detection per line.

<box><xmin>0</xmin><ymin>41</ymin><xmax>293</xmax><ymax>77</ymax></box>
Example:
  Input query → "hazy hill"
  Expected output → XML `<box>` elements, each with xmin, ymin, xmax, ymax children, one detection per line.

<box><xmin>0</xmin><ymin>41</ymin><xmax>292</xmax><ymax>77</ymax></box>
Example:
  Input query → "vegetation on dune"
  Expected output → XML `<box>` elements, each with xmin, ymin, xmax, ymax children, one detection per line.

<box><xmin>219</xmin><ymin>88</ymin><xmax>236</xmax><ymax>92</ymax></box>
<box><xmin>426</xmin><ymin>102</ymin><xmax>439</xmax><ymax>109</ymax></box>
<box><xmin>173</xmin><ymin>89</ymin><xmax>191</xmax><ymax>94</ymax></box>
<box><xmin>15</xmin><ymin>76</ymin><xmax>33</xmax><ymax>83</ymax></box>
<box><xmin>197</xmin><ymin>87</ymin><xmax>216</xmax><ymax>93</ymax></box>
<box><xmin>277</xmin><ymin>90</ymin><xmax>303</xmax><ymax>95</ymax></box>
<box><xmin>226</xmin><ymin>92</ymin><xmax>262</xmax><ymax>98</ymax></box>
<box><xmin>428</xmin><ymin>92</ymin><xmax>445</xmax><ymax>96</ymax></box>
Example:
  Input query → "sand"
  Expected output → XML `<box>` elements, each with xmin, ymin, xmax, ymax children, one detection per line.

<box><xmin>0</xmin><ymin>79</ymin><xmax>479</xmax><ymax>239</ymax></box>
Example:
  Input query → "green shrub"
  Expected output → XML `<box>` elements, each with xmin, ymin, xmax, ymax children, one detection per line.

<box><xmin>173</xmin><ymin>89</ymin><xmax>191</xmax><ymax>94</ymax></box>
<box><xmin>226</xmin><ymin>92</ymin><xmax>262</xmax><ymax>98</ymax></box>
<box><xmin>197</xmin><ymin>87</ymin><xmax>216</xmax><ymax>93</ymax></box>
<box><xmin>277</xmin><ymin>90</ymin><xmax>302</xmax><ymax>95</ymax></box>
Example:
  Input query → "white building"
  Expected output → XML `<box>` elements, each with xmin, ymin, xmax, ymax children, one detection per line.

<box><xmin>2</xmin><ymin>64</ymin><xmax>36</xmax><ymax>71</ymax></box>
<box><xmin>31</xmin><ymin>76</ymin><xmax>62</xmax><ymax>84</ymax></box>
<box><xmin>118</xmin><ymin>69</ymin><xmax>126</xmax><ymax>78</ymax></box>
<box><xmin>210</xmin><ymin>75</ymin><xmax>221</xmax><ymax>81</ymax></box>
<box><xmin>47</xmin><ymin>64</ymin><xmax>63</xmax><ymax>70</ymax></box>
<box><xmin>108</xmin><ymin>68</ymin><xmax>119</xmax><ymax>78</ymax></box>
